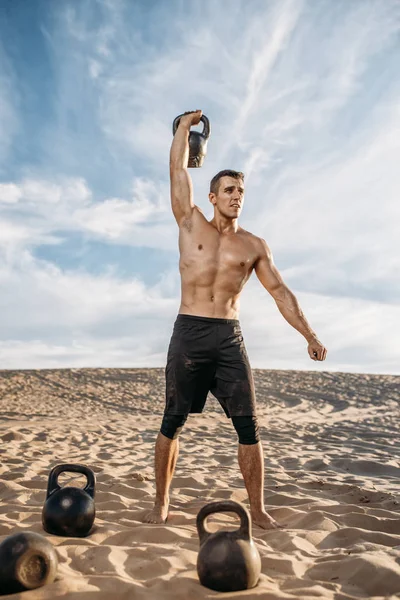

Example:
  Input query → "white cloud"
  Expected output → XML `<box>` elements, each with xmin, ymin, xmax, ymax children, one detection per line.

<box><xmin>254</xmin><ymin>99</ymin><xmax>400</xmax><ymax>295</ymax></box>
<box><xmin>74</xmin><ymin>177</ymin><xmax>169</xmax><ymax>239</ymax></box>
<box><xmin>88</xmin><ymin>58</ymin><xmax>103</xmax><ymax>79</ymax></box>
<box><xmin>0</xmin><ymin>249</ymin><xmax>176</xmax><ymax>333</ymax></box>
<box><xmin>22</xmin><ymin>179</ymin><xmax>91</xmax><ymax>206</ymax></box>
<box><xmin>0</xmin><ymin>338</ymin><xmax>168</xmax><ymax>370</ymax></box>
<box><xmin>0</xmin><ymin>251</ymin><xmax>398</xmax><ymax>374</ymax></box>
<box><xmin>0</xmin><ymin>175</ymin><xmax>175</xmax><ymax>250</ymax></box>
<box><xmin>239</xmin><ymin>277</ymin><xmax>400</xmax><ymax>375</ymax></box>
<box><xmin>0</xmin><ymin>183</ymin><xmax>21</xmax><ymax>204</ymax></box>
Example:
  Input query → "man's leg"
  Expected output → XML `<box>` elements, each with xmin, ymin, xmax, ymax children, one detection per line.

<box><xmin>143</xmin><ymin>414</ymin><xmax>187</xmax><ymax>524</ymax></box>
<box><xmin>233</xmin><ymin>416</ymin><xmax>285</xmax><ymax>530</ymax></box>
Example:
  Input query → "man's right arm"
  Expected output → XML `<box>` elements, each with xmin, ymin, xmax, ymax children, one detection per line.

<box><xmin>169</xmin><ymin>110</ymin><xmax>201</xmax><ymax>226</ymax></box>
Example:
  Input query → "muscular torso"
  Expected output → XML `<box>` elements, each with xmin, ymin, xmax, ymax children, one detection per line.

<box><xmin>178</xmin><ymin>207</ymin><xmax>260</xmax><ymax>319</ymax></box>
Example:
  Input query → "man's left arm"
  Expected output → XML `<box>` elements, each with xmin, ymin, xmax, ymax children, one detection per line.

<box><xmin>254</xmin><ymin>238</ymin><xmax>327</xmax><ymax>361</ymax></box>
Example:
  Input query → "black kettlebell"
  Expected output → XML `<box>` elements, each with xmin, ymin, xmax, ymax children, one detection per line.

<box><xmin>172</xmin><ymin>113</ymin><xmax>211</xmax><ymax>167</ymax></box>
<box><xmin>196</xmin><ymin>500</ymin><xmax>261</xmax><ymax>592</ymax></box>
<box><xmin>42</xmin><ymin>464</ymin><xmax>96</xmax><ymax>537</ymax></box>
<box><xmin>0</xmin><ymin>531</ymin><xmax>58</xmax><ymax>595</ymax></box>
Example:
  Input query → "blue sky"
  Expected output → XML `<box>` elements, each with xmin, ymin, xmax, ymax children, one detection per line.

<box><xmin>0</xmin><ymin>0</ymin><xmax>399</xmax><ymax>374</ymax></box>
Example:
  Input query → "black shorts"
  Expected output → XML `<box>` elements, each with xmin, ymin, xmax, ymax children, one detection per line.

<box><xmin>164</xmin><ymin>314</ymin><xmax>257</xmax><ymax>418</ymax></box>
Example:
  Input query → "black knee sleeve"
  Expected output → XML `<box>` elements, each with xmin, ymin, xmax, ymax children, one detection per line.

<box><xmin>160</xmin><ymin>413</ymin><xmax>188</xmax><ymax>440</ymax></box>
<box><xmin>232</xmin><ymin>416</ymin><xmax>260</xmax><ymax>445</ymax></box>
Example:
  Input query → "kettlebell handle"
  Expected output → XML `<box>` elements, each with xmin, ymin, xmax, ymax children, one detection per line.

<box><xmin>46</xmin><ymin>463</ymin><xmax>96</xmax><ymax>500</ymax></box>
<box><xmin>196</xmin><ymin>500</ymin><xmax>251</xmax><ymax>545</ymax></box>
<box><xmin>172</xmin><ymin>113</ymin><xmax>210</xmax><ymax>139</ymax></box>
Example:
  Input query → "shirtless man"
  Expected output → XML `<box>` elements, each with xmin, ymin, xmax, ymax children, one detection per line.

<box><xmin>144</xmin><ymin>109</ymin><xmax>327</xmax><ymax>529</ymax></box>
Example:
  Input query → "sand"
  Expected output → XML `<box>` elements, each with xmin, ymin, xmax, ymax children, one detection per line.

<box><xmin>0</xmin><ymin>367</ymin><xmax>399</xmax><ymax>599</ymax></box>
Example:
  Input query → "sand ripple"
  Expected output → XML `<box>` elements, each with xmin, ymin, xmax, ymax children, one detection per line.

<box><xmin>0</xmin><ymin>368</ymin><xmax>399</xmax><ymax>598</ymax></box>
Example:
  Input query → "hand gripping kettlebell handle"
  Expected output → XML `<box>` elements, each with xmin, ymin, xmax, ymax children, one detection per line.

<box><xmin>46</xmin><ymin>463</ymin><xmax>96</xmax><ymax>500</ymax></box>
<box><xmin>172</xmin><ymin>114</ymin><xmax>210</xmax><ymax>138</ymax></box>
<box><xmin>196</xmin><ymin>500</ymin><xmax>251</xmax><ymax>546</ymax></box>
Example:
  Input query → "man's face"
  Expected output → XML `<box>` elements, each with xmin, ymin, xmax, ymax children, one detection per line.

<box><xmin>209</xmin><ymin>176</ymin><xmax>244</xmax><ymax>218</ymax></box>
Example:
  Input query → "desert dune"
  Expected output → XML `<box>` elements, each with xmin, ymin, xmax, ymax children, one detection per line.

<box><xmin>0</xmin><ymin>367</ymin><xmax>399</xmax><ymax>599</ymax></box>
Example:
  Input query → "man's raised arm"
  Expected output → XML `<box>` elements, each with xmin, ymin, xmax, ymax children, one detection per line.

<box><xmin>169</xmin><ymin>110</ymin><xmax>202</xmax><ymax>226</ymax></box>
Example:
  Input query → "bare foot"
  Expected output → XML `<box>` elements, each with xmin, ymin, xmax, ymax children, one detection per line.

<box><xmin>142</xmin><ymin>499</ymin><xmax>169</xmax><ymax>524</ymax></box>
<box><xmin>251</xmin><ymin>510</ymin><xmax>286</xmax><ymax>530</ymax></box>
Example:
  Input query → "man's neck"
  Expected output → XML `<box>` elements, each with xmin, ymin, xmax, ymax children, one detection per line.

<box><xmin>209</xmin><ymin>217</ymin><xmax>239</xmax><ymax>234</ymax></box>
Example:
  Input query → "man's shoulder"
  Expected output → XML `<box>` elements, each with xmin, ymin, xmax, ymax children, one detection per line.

<box><xmin>239</xmin><ymin>231</ymin><xmax>270</xmax><ymax>264</ymax></box>
<box><xmin>240</xmin><ymin>228</ymin><xmax>264</xmax><ymax>247</ymax></box>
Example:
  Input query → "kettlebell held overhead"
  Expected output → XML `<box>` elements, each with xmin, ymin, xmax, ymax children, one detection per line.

<box><xmin>42</xmin><ymin>463</ymin><xmax>96</xmax><ymax>538</ymax></box>
<box><xmin>172</xmin><ymin>112</ymin><xmax>210</xmax><ymax>167</ymax></box>
<box><xmin>196</xmin><ymin>500</ymin><xmax>261</xmax><ymax>593</ymax></box>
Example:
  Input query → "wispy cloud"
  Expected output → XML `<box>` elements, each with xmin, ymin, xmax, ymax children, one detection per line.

<box><xmin>234</xmin><ymin>0</ymin><xmax>304</xmax><ymax>137</ymax></box>
<box><xmin>0</xmin><ymin>43</ymin><xmax>19</xmax><ymax>169</ymax></box>
<box><xmin>0</xmin><ymin>176</ymin><xmax>174</xmax><ymax>251</ymax></box>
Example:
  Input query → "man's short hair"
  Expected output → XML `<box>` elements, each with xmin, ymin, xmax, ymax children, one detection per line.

<box><xmin>209</xmin><ymin>170</ymin><xmax>244</xmax><ymax>195</ymax></box>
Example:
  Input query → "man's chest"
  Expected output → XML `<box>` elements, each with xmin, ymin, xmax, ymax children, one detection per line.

<box><xmin>179</xmin><ymin>232</ymin><xmax>259</xmax><ymax>273</ymax></box>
